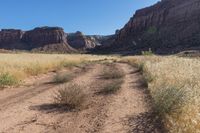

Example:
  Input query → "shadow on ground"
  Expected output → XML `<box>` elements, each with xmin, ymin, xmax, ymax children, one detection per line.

<box><xmin>126</xmin><ymin>112</ymin><xmax>167</xmax><ymax>133</ymax></box>
<box><xmin>29</xmin><ymin>104</ymin><xmax>74</xmax><ymax>114</ymax></box>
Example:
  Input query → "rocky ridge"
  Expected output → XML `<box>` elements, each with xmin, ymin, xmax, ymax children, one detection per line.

<box><xmin>0</xmin><ymin>27</ymin><xmax>75</xmax><ymax>53</ymax></box>
<box><xmin>108</xmin><ymin>0</ymin><xmax>200</xmax><ymax>54</ymax></box>
<box><xmin>67</xmin><ymin>31</ymin><xmax>99</xmax><ymax>50</ymax></box>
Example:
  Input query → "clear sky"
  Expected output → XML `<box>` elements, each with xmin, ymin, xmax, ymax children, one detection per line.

<box><xmin>0</xmin><ymin>0</ymin><xmax>159</xmax><ymax>35</ymax></box>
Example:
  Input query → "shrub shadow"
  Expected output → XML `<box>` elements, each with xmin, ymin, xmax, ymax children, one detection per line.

<box><xmin>29</xmin><ymin>103</ymin><xmax>75</xmax><ymax>114</ymax></box>
<box><xmin>126</xmin><ymin>112</ymin><xmax>167</xmax><ymax>133</ymax></box>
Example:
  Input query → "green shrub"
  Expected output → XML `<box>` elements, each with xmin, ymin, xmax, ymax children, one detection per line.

<box><xmin>54</xmin><ymin>84</ymin><xmax>86</xmax><ymax>109</ymax></box>
<box><xmin>0</xmin><ymin>72</ymin><xmax>18</xmax><ymax>87</ymax></box>
<box><xmin>152</xmin><ymin>86</ymin><xmax>188</xmax><ymax>117</ymax></box>
<box><xmin>147</xmin><ymin>26</ymin><xmax>157</xmax><ymax>34</ymax></box>
<box><xmin>142</xmin><ymin>48</ymin><xmax>154</xmax><ymax>56</ymax></box>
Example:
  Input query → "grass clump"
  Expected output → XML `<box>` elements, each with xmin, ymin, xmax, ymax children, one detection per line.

<box><xmin>0</xmin><ymin>72</ymin><xmax>18</xmax><ymax>87</ymax></box>
<box><xmin>99</xmin><ymin>64</ymin><xmax>125</xmax><ymax>94</ymax></box>
<box><xmin>101</xmin><ymin>65</ymin><xmax>125</xmax><ymax>79</ymax></box>
<box><xmin>54</xmin><ymin>84</ymin><xmax>86</xmax><ymax>109</ymax></box>
<box><xmin>53</xmin><ymin>72</ymin><xmax>73</xmax><ymax>84</ymax></box>
<box><xmin>99</xmin><ymin>79</ymin><xmax>123</xmax><ymax>94</ymax></box>
<box><xmin>141</xmin><ymin>48</ymin><xmax>154</xmax><ymax>56</ymax></box>
<box><xmin>24</xmin><ymin>63</ymin><xmax>43</xmax><ymax>76</ymax></box>
<box><xmin>152</xmin><ymin>86</ymin><xmax>188</xmax><ymax>117</ymax></box>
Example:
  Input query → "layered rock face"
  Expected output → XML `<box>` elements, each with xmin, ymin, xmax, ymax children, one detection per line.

<box><xmin>67</xmin><ymin>31</ymin><xmax>98</xmax><ymax>50</ymax></box>
<box><xmin>22</xmin><ymin>27</ymin><xmax>67</xmax><ymax>47</ymax></box>
<box><xmin>113</xmin><ymin>0</ymin><xmax>200</xmax><ymax>54</ymax></box>
<box><xmin>0</xmin><ymin>29</ymin><xmax>25</xmax><ymax>49</ymax></box>
<box><xmin>0</xmin><ymin>27</ymin><xmax>74</xmax><ymax>53</ymax></box>
<box><xmin>22</xmin><ymin>27</ymin><xmax>74</xmax><ymax>52</ymax></box>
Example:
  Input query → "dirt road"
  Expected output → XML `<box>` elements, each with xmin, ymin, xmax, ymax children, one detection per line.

<box><xmin>0</xmin><ymin>63</ymin><xmax>164</xmax><ymax>133</ymax></box>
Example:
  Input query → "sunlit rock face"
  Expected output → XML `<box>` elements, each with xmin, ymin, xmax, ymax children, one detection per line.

<box><xmin>0</xmin><ymin>29</ymin><xmax>26</xmax><ymax>49</ymax></box>
<box><xmin>112</xmin><ymin>0</ymin><xmax>200</xmax><ymax>54</ymax></box>
<box><xmin>67</xmin><ymin>31</ymin><xmax>98</xmax><ymax>51</ymax></box>
<box><xmin>0</xmin><ymin>27</ymin><xmax>75</xmax><ymax>53</ymax></box>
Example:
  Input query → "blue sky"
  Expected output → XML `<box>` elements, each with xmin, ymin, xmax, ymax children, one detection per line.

<box><xmin>0</xmin><ymin>0</ymin><xmax>159</xmax><ymax>35</ymax></box>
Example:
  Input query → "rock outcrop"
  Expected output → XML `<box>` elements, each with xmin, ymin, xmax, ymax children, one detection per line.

<box><xmin>111</xmin><ymin>0</ymin><xmax>200</xmax><ymax>54</ymax></box>
<box><xmin>22</xmin><ymin>27</ymin><xmax>74</xmax><ymax>52</ymax></box>
<box><xmin>0</xmin><ymin>27</ymin><xmax>75</xmax><ymax>53</ymax></box>
<box><xmin>22</xmin><ymin>27</ymin><xmax>67</xmax><ymax>47</ymax></box>
<box><xmin>0</xmin><ymin>29</ymin><xmax>26</xmax><ymax>49</ymax></box>
<box><xmin>67</xmin><ymin>31</ymin><xmax>99</xmax><ymax>50</ymax></box>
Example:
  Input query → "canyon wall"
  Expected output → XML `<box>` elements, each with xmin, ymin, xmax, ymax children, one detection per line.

<box><xmin>112</xmin><ymin>0</ymin><xmax>200</xmax><ymax>54</ymax></box>
<box><xmin>0</xmin><ymin>27</ymin><xmax>74</xmax><ymax>53</ymax></box>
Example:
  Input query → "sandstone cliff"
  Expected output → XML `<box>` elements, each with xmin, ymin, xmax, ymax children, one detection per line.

<box><xmin>0</xmin><ymin>29</ymin><xmax>26</xmax><ymax>49</ymax></box>
<box><xmin>67</xmin><ymin>31</ymin><xmax>99</xmax><ymax>50</ymax></box>
<box><xmin>111</xmin><ymin>0</ymin><xmax>200</xmax><ymax>54</ymax></box>
<box><xmin>22</xmin><ymin>27</ymin><xmax>74</xmax><ymax>52</ymax></box>
<box><xmin>0</xmin><ymin>27</ymin><xmax>75</xmax><ymax>53</ymax></box>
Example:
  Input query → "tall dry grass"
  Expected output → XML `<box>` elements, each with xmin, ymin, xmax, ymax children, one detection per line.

<box><xmin>122</xmin><ymin>56</ymin><xmax>200</xmax><ymax>133</ymax></box>
<box><xmin>0</xmin><ymin>53</ymin><xmax>116</xmax><ymax>87</ymax></box>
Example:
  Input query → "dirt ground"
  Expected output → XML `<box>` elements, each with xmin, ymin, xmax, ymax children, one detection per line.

<box><xmin>0</xmin><ymin>63</ymin><xmax>164</xmax><ymax>133</ymax></box>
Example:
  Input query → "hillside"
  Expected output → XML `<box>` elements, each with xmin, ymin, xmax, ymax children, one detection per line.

<box><xmin>99</xmin><ymin>0</ymin><xmax>200</xmax><ymax>54</ymax></box>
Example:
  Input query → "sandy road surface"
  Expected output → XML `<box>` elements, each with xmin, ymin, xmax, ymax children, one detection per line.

<box><xmin>0</xmin><ymin>63</ymin><xmax>164</xmax><ymax>133</ymax></box>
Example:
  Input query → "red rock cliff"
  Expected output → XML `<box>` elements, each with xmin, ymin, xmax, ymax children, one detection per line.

<box><xmin>0</xmin><ymin>29</ymin><xmax>25</xmax><ymax>49</ymax></box>
<box><xmin>113</xmin><ymin>0</ymin><xmax>200</xmax><ymax>54</ymax></box>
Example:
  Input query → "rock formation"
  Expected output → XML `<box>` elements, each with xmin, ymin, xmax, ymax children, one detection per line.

<box><xmin>0</xmin><ymin>27</ymin><xmax>75</xmax><ymax>53</ymax></box>
<box><xmin>0</xmin><ymin>29</ymin><xmax>26</xmax><ymax>49</ymax></box>
<box><xmin>67</xmin><ymin>31</ymin><xmax>99</xmax><ymax>50</ymax></box>
<box><xmin>22</xmin><ymin>27</ymin><xmax>74</xmax><ymax>52</ymax></box>
<box><xmin>110</xmin><ymin>0</ymin><xmax>200</xmax><ymax>54</ymax></box>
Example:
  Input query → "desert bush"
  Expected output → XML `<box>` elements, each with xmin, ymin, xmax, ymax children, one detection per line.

<box><xmin>140</xmin><ymin>65</ymin><xmax>154</xmax><ymax>87</ymax></box>
<box><xmin>54</xmin><ymin>84</ymin><xmax>86</xmax><ymax>109</ymax></box>
<box><xmin>101</xmin><ymin>67</ymin><xmax>125</xmax><ymax>79</ymax></box>
<box><xmin>152</xmin><ymin>86</ymin><xmax>188</xmax><ymax>117</ymax></box>
<box><xmin>137</xmin><ymin>62</ymin><xmax>145</xmax><ymax>72</ymax></box>
<box><xmin>141</xmin><ymin>48</ymin><xmax>154</xmax><ymax>56</ymax></box>
<box><xmin>147</xmin><ymin>26</ymin><xmax>157</xmax><ymax>34</ymax></box>
<box><xmin>99</xmin><ymin>79</ymin><xmax>123</xmax><ymax>94</ymax></box>
<box><xmin>60</xmin><ymin>60</ymin><xmax>81</xmax><ymax>69</ymax></box>
<box><xmin>24</xmin><ymin>63</ymin><xmax>43</xmax><ymax>76</ymax></box>
<box><xmin>53</xmin><ymin>73</ymin><xmax>73</xmax><ymax>84</ymax></box>
<box><xmin>0</xmin><ymin>72</ymin><xmax>18</xmax><ymax>87</ymax></box>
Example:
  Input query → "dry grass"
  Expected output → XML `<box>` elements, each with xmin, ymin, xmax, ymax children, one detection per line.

<box><xmin>53</xmin><ymin>72</ymin><xmax>74</xmax><ymax>84</ymax></box>
<box><xmin>0</xmin><ymin>53</ymin><xmax>116</xmax><ymax>87</ymax></box>
<box><xmin>54</xmin><ymin>84</ymin><xmax>86</xmax><ymax>109</ymax></box>
<box><xmin>101</xmin><ymin>64</ymin><xmax>125</xmax><ymax>79</ymax></box>
<box><xmin>99</xmin><ymin>79</ymin><xmax>123</xmax><ymax>94</ymax></box>
<box><xmin>99</xmin><ymin>63</ymin><xmax>124</xmax><ymax>94</ymax></box>
<box><xmin>121</xmin><ymin>56</ymin><xmax>200</xmax><ymax>133</ymax></box>
<box><xmin>0</xmin><ymin>73</ymin><xmax>18</xmax><ymax>87</ymax></box>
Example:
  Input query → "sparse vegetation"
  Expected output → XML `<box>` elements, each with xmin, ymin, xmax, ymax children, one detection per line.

<box><xmin>152</xmin><ymin>86</ymin><xmax>188</xmax><ymax>117</ymax></box>
<box><xmin>99</xmin><ymin>64</ymin><xmax>124</xmax><ymax>94</ymax></box>
<box><xmin>101</xmin><ymin>64</ymin><xmax>125</xmax><ymax>79</ymax></box>
<box><xmin>122</xmin><ymin>56</ymin><xmax>200</xmax><ymax>133</ymax></box>
<box><xmin>99</xmin><ymin>79</ymin><xmax>123</xmax><ymax>94</ymax></box>
<box><xmin>147</xmin><ymin>26</ymin><xmax>157</xmax><ymax>34</ymax></box>
<box><xmin>141</xmin><ymin>48</ymin><xmax>154</xmax><ymax>56</ymax></box>
<box><xmin>54</xmin><ymin>84</ymin><xmax>86</xmax><ymax>109</ymax></box>
<box><xmin>0</xmin><ymin>72</ymin><xmax>18</xmax><ymax>87</ymax></box>
<box><xmin>53</xmin><ymin>72</ymin><xmax>74</xmax><ymax>84</ymax></box>
<box><xmin>0</xmin><ymin>53</ymin><xmax>116</xmax><ymax>87</ymax></box>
